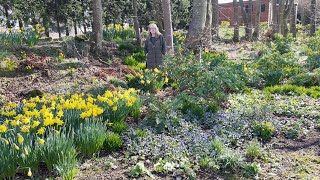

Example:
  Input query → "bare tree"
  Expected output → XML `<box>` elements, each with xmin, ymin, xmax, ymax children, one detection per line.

<box><xmin>162</xmin><ymin>0</ymin><xmax>174</xmax><ymax>53</ymax></box>
<box><xmin>233</xmin><ymin>0</ymin><xmax>239</xmax><ymax>42</ymax></box>
<box><xmin>92</xmin><ymin>0</ymin><xmax>103</xmax><ymax>50</ymax></box>
<box><xmin>310</xmin><ymin>0</ymin><xmax>316</xmax><ymax>36</ymax></box>
<box><xmin>253</xmin><ymin>0</ymin><xmax>261</xmax><ymax>39</ymax></box>
<box><xmin>212</xmin><ymin>0</ymin><xmax>219</xmax><ymax>38</ymax></box>
<box><xmin>185</xmin><ymin>0</ymin><xmax>207</xmax><ymax>49</ymax></box>
<box><xmin>133</xmin><ymin>0</ymin><xmax>142</xmax><ymax>45</ymax></box>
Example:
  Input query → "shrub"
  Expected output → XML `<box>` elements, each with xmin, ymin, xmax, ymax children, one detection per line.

<box><xmin>104</xmin><ymin>131</ymin><xmax>123</xmax><ymax>151</ymax></box>
<box><xmin>245</xmin><ymin>139</ymin><xmax>261</xmax><ymax>159</ymax></box>
<box><xmin>252</xmin><ymin>121</ymin><xmax>275</xmax><ymax>141</ymax></box>
<box><xmin>217</xmin><ymin>149</ymin><xmax>244</xmax><ymax>172</ymax></box>
<box><xmin>264</xmin><ymin>84</ymin><xmax>320</xmax><ymax>98</ymax></box>
<box><xmin>74</xmin><ymin>122</ymin><xmax>106</xmax><ymax>156</ymax></box>
<box><xmin>306</xmin><ymin>52</ymin><xmax>320</xmax><ymax>70</ymax></box>
<box><xmin>288</xmin><ymin>70</ymin><xmax>320</xmax><ymax>87</ymax></box>
<box><xmin>242</xmin><ymin>163</ymin><xmax>260</xmax><ymax>178</ymax></box>
<box><xmin>272</xmin><ymin>33</ymin><xmax>294</xmax><ymax>54</ymax></box>
<box><xmin>111</xmin><ymin>121</ymin><xmax>129</xmax><ymax>134</ymax></box>
<box><xmin>284</xmin><ymin>123</ymin><xmax>301</xmax><ymax>139</ymax></box>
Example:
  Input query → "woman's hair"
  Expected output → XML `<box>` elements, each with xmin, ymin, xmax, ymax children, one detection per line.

<box><xmin>148</xmin><ymin>23</ymin><xmax>162</xmax><ymax>36</ymax></box>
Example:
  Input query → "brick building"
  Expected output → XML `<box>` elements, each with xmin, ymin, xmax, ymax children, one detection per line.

<box><xmin>219</xmin><ymin>0</ymin><xmax>271</xmax><ymax>25</ymax></box>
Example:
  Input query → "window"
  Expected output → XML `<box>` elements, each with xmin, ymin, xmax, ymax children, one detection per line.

<box><xmin>261</xmin><ymin>4</ymin><xmax>266</xmax><ymax>12</ymax></box>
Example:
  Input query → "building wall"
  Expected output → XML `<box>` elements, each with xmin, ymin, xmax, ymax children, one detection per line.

<box><xmin>219</xmin><ymin>0</ymin><xmax>270</xmax><ymax>25</ymax></box>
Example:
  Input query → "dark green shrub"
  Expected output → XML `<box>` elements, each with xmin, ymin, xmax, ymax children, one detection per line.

<box><xmin>112</xmin><ymin>121</ymin><xmax>129</xmax><ymax>134</ymax></box>
<box><xmin>288</xmin><ymin>70</ymin><xmax>320</xmax><ymax>87</ymax></box>
<box><xmin>242</xmin><ymin>163</ymin><xmax>260</xmax><ymax>178</ymax></box>
<box><xmin>285</xmin><ymin>123</ymin><xmax>301</xmax><ymax>139</ymax></box>
<box><xmin>132</xmin><ymin>51</ymin><xmax>146</xmax><ymax>62</ymax></box>
<box><xmin>306</xmin><ymin>52</ymin><xmax>320</xmax><ymax>70</ymax></box>
<box><xmin>252</xmin><ymin>121</ymin><xmax>275</xmax><ymax>141</ymax></box>
<box><xmin>104</xmin><ymin>131</ymin><xmax>123</xmax><ymax>151</ymax></box>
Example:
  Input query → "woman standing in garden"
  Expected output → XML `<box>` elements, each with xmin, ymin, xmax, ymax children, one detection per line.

<box><xmin>144</xmin><ymin>23</ymin><xmax>166</xmax><ymax>69</ymax></box>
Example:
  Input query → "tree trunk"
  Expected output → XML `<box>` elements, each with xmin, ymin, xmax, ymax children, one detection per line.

<box><xmin>18</xmin><ymin>19</ymin><xmax>23</xmax><ymax>29</ymax></box>
<box><xmin>212</xmin><ymin>0</ymin><xmax>219</xmax><ymax>38</ymax></box>
<box><xmin>82</xmin><ymin>0</ymin><xmax>87</xmax><ymax>33</ymax></box>
<box><xmin>271</xmin><ymin>0</ymin><xmax>278</xmax><ymax>34</ymax></box>
<box><xmin>247</xmin><ymin>0</ymin><xmax>253</xmax><ymax>40</ymax></box>
<box><xmin>74</xmin><ymin>20</ymin><xmax>78</xmax><ymax>36</ymax></box>
<box><xmin>65</xmin><ymin>19</ymin><xmax>69</xmax><ymax>36</ymax></box>
<box><xmin>185</xmin><ymin>0</ymin><xmax>207</xmax><ymax>49</ymax></box>
<box><xmin>92</xmin><ymin>0</ymin><xmax>103</xmax><ymax>50</ymax></box>
<box><xmin>43</xmin><ymin>15</ymin><xmax>50</xmax><ymax>37</ymax></box>
<box><xmin>57</xmin><ymin>19</ymin><xmax>61</xmax><ymax>38</ymax></box>
<box><xmin>233</xmin><ymin>0</ymin><xmax>239</xmax><ymax>42</ymax></box>
<box><xmin>253</xmin><ymin>0</ymin><xmax>261</xmax><ymax>39</ymax></box>
<box><xmin>4</xmin><ymin>5</ymin><xmax>11</xmax><ymax>28</ymax></box>
<box><xmin>162</xmin><ymin>0</ymin><xmax>174</xmax><ymax>52</ymax></box>
<box><xmin>204</xmin><ymin>0</ymin><xmax>212</xmax><ymax>46</ymax></box>
<box><xmin>310</xmin><ymin>0</ymin><xmax>316</xmax><ymax>36</ymax></box>
<box><xmin>133</xmin><ymin>0</ymin><xmax>142</xmax><ymax>45</ymax></box>
<box><xmin>278</xmin><ymin>0</ymin><xmax>285</xmax><ymax>35</ymax></box>
<box><xmin>239</xmin><ymin>0</ymin><xmax>252</xmax><ymax>40</ymax></box>
<box><xmin>290</xmin><ymin>3</ymin><xmax>297</xmax><ymax>37</ymax></box>
<box><xmin>283</xmin><ymin>0</ymin><xmax>294</xmax><ymax>37</ymax></box>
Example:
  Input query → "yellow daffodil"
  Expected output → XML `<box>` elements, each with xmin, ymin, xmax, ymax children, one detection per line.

<box><xmin>20</xmin><ymin>125</ymin><xmax>30</xmax><ymax>133</ymax></box>
<box><xmin>146</xmin><ymin>80</ymin><xmax>151</xmax><ymax>84</ymax></box>
<box><xmin>37</xmin><ymin>127</ymin><xmax>45</xmax><ymax>135</ymax></box>
<box><xmin>39</xmin><ymin>138</ymin><xmax>45</xmax><ymax>145</ymax></box>
<box><xmin>17</xmin><ymin>134</ymin><xmax>24</xmax><ymax>144</ymax></box>
<box><xmin>112</xmin><ymin>106</ymin><xmax>118</xmax><ymax>111</ymax></box>
<box><xmin>0</xmin><ymin>125</ymin><xmax>8</xmax><ymax>133</ymax></box>
<box><xmin>32</xmin><ymin>121</ymin><xmax>40</xmax><ymax>128</ymax></box>
<box><xmin>154</xmin><ymin>68</ymin><xmax>160</xmax><ymax>73</ymax></box>
<box><xmin>107</xmin><ymin>122</ymin><xmax>113</xmax><ymax>126</ymax></box>
<box><xmin>140</xmin><ymin>80</ymin><xmax>145</xmax><ymax>84</ymax></box>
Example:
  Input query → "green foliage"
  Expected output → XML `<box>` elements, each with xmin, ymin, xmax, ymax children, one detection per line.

<box><xmin>40</xmin><ymin>132</ymin><xmax>77</xmax><ymax>172</ymax></box>
<box><xmin>129</xmin><ymin>162</ymin><xmax>151</xmax><ymax>178</ymax></box>
<box><xmin>118</xmin><ymin>42</ymin><xmax>144</xmax><ymax>55</ymax></box>
<box><xmin>144</xmin><ymin>98</ymin><xmax>182</xmax><ymax>133</ymax></box>
<box><xmin>104</xmin><ymin>131</ymin><xmax>123</xmax><ymax>151</ymax></box>
<box><xmin>103</xmin><ymin>26</ymin><xmax>135</xmax><ymax>42</ymax></box>
<box><xmin>109</xmin><ymin>78</ymin><xmax>128</xmax><ymax>88</ymax></box>
<box><xmin>306</xmin><ymin>52</ymin><xmax>320</xmax><ymax>70</ymax></box>
<box><xmin>288</xmin><ymin>69</ymin><xmax>320</xmax><ymax>87</ymax></box>
<box><xmin>0</xmin><ymin>138</ymin><xmax>20</xmax><ymax>179</ymax></box>
<box><xmin>129</xmin><ymin>68</ymin><xmax>167</xmax><ymax>93</ymax></box>
<box><xmin>284</xmin><ymin>123</ymin><xmax>302</xmax><ymax>139</ymax></box>
<box><xmin>272</xmin><ymin>33</ymin><xmax>294</xmax><ymax>54</ymax></box>
<box><xmin>1</xmin><ymin>59</ymin><xmax>18</xmax><ymax>71</ymax></box>
<box><xmin>264</xmin><ymin>84</ymin><xmax>320</xmax><ymax>98</ymax></box>
<box><xmin>210</xmin><ymin>139</ymin><xmax>225</xmax><ymax>157</ymax></box>
<box><xmin>134</xmin><ymin>129</ymin><xmax>147</xmax><ymax>138</ymax></box>
<box><xmin>111</xmin><ymin>121</ymin><xmax>129</xmax><ymax>134</ymax></box>
<box><xmin>252</xmin><ymin>121</ymin><xmax>275</xmax><ymax>141</ymax></box>
<box><xmin>242</xmin><ymin>163</ymin><xmax>260</xmax><ymax>178</ymax></box>
<box><xmin>54</xmin><ymin>156</ymin><xmax>78</xmax><ymax>180</ymax></box>
<box><xmin>217</xmin><ymin>149</ymin><xmax>244</xmax><ymax>172</ymax></box>
<box><xmin>253</xmin><ymin>51</ymin><xmax>300</xmax><ymax>86</ymax></box>
<box><xmin>0</xmin><ymin>26</ymin><xmax>43</xmax><ymax>47</ymax></box>
<box><xmin>199</xmin><ymin>157</ymin><xmax>220</xmax><ymax>172</ymax></box>
<box><xmin>74</xmin><ymin>122</ymin><xmax>106</xmax><ymax>156</ymax></box>
<box><xmin>0</xmin><ymin>50</ymin><xmax>12</xmax><ymax>60</ymax></box>
<box><xmin>163</xmin><ymin>52</ymin><xmax>246</xmax><ymax>102</ymax></box>
<box><xmin>245</xmin><ymin>139</ymin><xmax>261</xmax><ymax>159</ymax></box>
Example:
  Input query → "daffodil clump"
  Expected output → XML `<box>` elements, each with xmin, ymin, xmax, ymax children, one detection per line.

<box><xmin>138</xmin><ymin>68</ymin><xmax>169</xmax><ymax>93</ymax></box>
<box><xmin>103</xmin><ymin>24</ymin><xmax>135</xmax><ymax>41</ymax></box>
<box><xmin>0</xmin><ymin>88</ymin><xmax>141</xmax><ymax>178</ymax></box>
<box><xmin>0</xmin><ymin>24</ymin><xmax>44</xmax><ymax>47</ymax></box>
